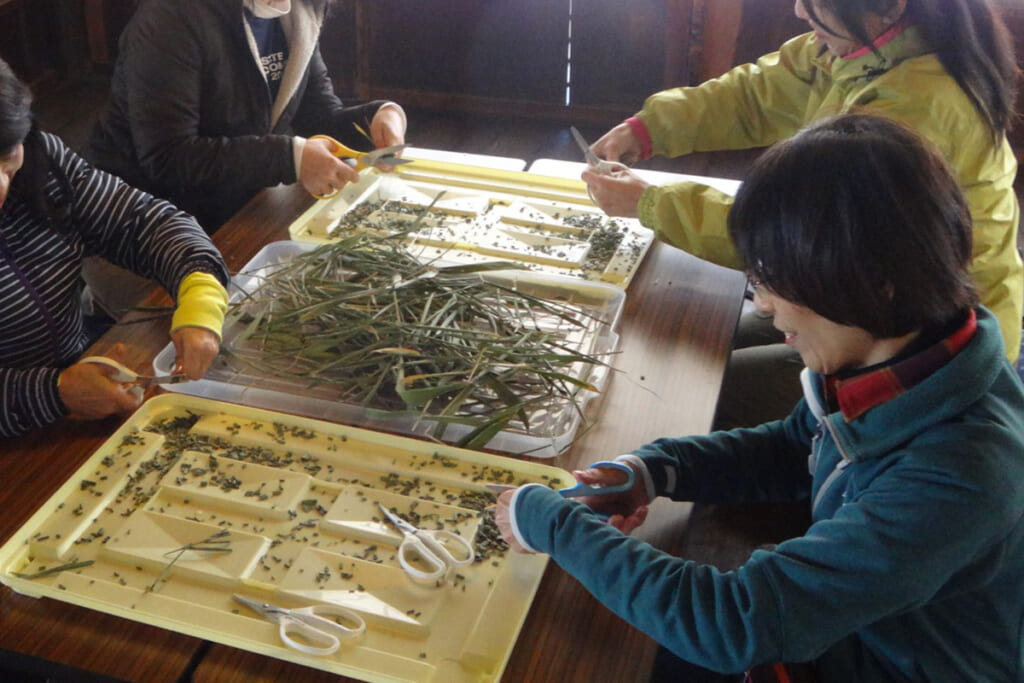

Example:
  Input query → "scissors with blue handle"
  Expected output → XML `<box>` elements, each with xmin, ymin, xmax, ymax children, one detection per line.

<box><xmin>558</xmin><ymin>460</ymin><xmax>636</xmax><ymax>498</ymax></box>
<box><xmin>486</xmin><ymin>460</ymin><xmax>636</xmax><ymax>519</ymax></box>
<box><xmin>233</xmin><ymin>594</ymin><xmax>365</xmax><ymax>656</ymax></box>
<box><xmin>377</xmin><ymin>504</ymin><xmax>474</xmax><ymax>585</ymax></box>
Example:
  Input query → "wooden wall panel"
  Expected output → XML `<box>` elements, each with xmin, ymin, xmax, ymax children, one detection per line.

<box><xmin>732</xmin><ymin>0</ymin><xmax>806</xmax><ymax>67</ymax></box>
<box><xmin>320</xmin><ymin>0</ymin><xmax>359</xmax><ymax>98</ymax></box>
<box><xmin>358</xmin><ymin>0</ymin><xmax>568</xmax><ymax>103</ymax></box>
<box><xmin>0</xmin><ymin>0</ymin><xmax>60</xmax><ymax>83</ymax></box>
<box><xmin>569</xmin><ymin>0</ymin><xmax>672</xmax><ymax>108</ymax></box>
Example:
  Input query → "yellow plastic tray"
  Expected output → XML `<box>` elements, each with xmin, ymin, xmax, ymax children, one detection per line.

<box><xmin>289</xmin><ymin>158</ymin><xmax>654</xmax><ymax>288</ymax></box>
<box><xmin>0</xmin><ymin>394</ymin><xmax>568</xmax><ymax>682</ymax></box>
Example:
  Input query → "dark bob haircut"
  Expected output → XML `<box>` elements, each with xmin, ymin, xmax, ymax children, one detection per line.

<box><xmin>0</xmin><ymin>58</ymin><xmax>32</xmax><ymax>153</ymax></box>
<box><xmin>727</xmin><ymin>113</ymin><xmax>977</xmax><ymax>339</ymax></box>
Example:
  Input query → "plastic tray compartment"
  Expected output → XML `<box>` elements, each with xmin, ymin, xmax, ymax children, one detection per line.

<box><xmin>154</xmin><ymin>240</ymin><xmax>624</xmax><ymax>458</ymax></box>
<box><xmin>0</xmin><ymin>394</ymin><xmax>569</xmax><ymax>683</ymax></box>
<box><xmin>288</xmin><ymin>160</ymin><xmax>654</xmax><ymax>288</ymax></box>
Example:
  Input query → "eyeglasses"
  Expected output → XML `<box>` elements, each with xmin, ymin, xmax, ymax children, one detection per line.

<box><xmin>746</xmin><ymin>274</ymin><xmax>767</xmax><ymax>297</ymax></box>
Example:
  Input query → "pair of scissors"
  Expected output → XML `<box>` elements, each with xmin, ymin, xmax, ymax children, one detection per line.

<box><xmin>233</xmin><ymin>594</ymin><xmax>365</xmax><ymax>656</ymax></box>
<box><xmin>570</xmin><ymin>126</ymin><xmax>630</xmax><ymax>176</ymax></box>
<box><xmin>80</xmin><ymin>356</ymin><xmax>187</xmax><ymax>400</ymax></box>
<box><xmin>486</xmin><ymin>460</ymin><xmax>636</xmax><ymax>519</ymax></box>
<box><xmin>377</xmin><ymin>504</ymin><xmax>475</xmax><ymax>585</ymax></box>
<box><xmin>308</xmin><ymin>134</ymin><xmax>411</xmax><ymax>199</ymax></box>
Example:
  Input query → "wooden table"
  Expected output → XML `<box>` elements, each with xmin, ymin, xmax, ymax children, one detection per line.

<box><xmin>0</xmin><ymin>181</ymin><xmax>746</xmax><ymax>682</ymax></box>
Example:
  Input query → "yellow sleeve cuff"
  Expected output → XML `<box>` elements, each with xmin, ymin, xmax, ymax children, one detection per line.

<box><xmin>171</xmin><ymin>271</ymin><xmax>229</xmax><ymax>341</ymax></box>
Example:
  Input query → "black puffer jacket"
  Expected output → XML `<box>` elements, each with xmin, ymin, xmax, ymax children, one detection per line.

<box><xmin>88</xmin><ymin>0</ymin><xmax>386</xmax><ymax>230</ymax></box>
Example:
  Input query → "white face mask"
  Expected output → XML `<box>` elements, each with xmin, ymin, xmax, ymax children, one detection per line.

<box><xmin>247</xmin><ymin>0</ymin><xmax>291</xmax><ymax>18</ymax></box>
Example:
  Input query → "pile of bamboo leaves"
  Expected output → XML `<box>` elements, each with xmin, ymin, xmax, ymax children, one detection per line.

<box><xmin>221</xmin><ymin>233</ymin><xmax>610</xmax><ymax>449</ymax></box>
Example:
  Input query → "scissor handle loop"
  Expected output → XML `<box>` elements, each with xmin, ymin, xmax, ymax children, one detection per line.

<box><xmin>559</xmin><ymin>460</ymin><xmax>636</xmax><ymax>498</ymax></box>
<box><xmin>583</xmin><ymin>161</ymin><xmax>631</xmax><ymax>205</ymax></box>
<box><xmin>80</xmin><ymin>356</ymin><xmax>137</xmax><ymax>382</ymax></box>
<box><xmin>419</xmin><ymin>529</ymin><xmax>474</xmax><ymax>568</ymax></box>
<box><xmin>592</xmin><ymin>159</ymin><xmax>630</xmax><ymax>176</ymax></box>
<box><xmin>397</xmin><ymin>533</ymin><xmax>449</xmax><ymax>583</ymax></box>
<box><xmin>277</xmin><ymin>605</ymin><xmax>365</xmax><ymax>656</ymax></box>
<box><xmin>278</xmin><ymin>614</ymin><xmax>340</xmax><ymax>656</ymax></box>
<box><xmin>79</xmin><ymin>356</ymin><xmax>146</xmax><ymax>401</ymax></box>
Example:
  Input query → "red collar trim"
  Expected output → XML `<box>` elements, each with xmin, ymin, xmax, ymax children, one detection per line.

<box><xmin>826</xmin><ymin>310</ymin><xmax>977</xmax><ymax>421</ymax></box>
<box><xmin>842</xmin><ymin>19</ymin><xmax>909</xmax><ymax>60</ymax></box>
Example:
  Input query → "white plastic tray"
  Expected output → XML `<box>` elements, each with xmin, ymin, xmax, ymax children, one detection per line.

<box><xmin>289</xmin><ymin>160</ymin><xmax>654</xmax><ymax>288</ymax></box>
<box><xmin>0</xmin><ymin>394</ymin><xmax>567</xmax><ymax>682</ymax></box>
<box><xmin>155</xmin><ymin>241</ymin><xmax>623</xmax><ymax>457</ymax></box>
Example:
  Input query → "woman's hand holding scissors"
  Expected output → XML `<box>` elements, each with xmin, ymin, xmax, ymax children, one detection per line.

<box><xmin>574</xmin><ymin>123</ymin><xmax>649</xmax><ymax>218</ymax></box>
<box><xmin>571</xmin><ymin>462</ymin><xmax>650</xmax><ymax>534</ymax></box>
<box><xmin>581</xmin><ymin>167</ymin><xmax>649</xmax><ymax>219</ymax></box>
<box><xmin>493</xmin><ymin>461</ymin><xmax>650</xmax><ymax>552</ymax></box>
<box><xmin>591</xmin><ymin>121</ymin><xmax>643</xmax><ymax>166</ymax></box>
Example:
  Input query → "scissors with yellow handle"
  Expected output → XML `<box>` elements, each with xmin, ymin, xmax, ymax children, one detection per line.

<box><xmin>309</xmin><ymin>134</ymin><xmax>410</xmax><ymax>199</ymax></box>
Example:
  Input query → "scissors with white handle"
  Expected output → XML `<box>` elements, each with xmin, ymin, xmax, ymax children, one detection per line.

<box><xmin>570</xmin><ymin>126</ymin><xmax>630</xmax><ymax>176</ymax></box>
<box><xmin>80</xmin><ymin>356</ymin><xmax>187</xmax><ymax>400</ymax></box>
<box><xmin>377</xmin><ymin>504</ymin><xmax>474</xmax><ymax>585</ymax></box>
<box><xmin>233</xmin><ymin>594</ymin><xmax>365</xmax><ymax>656</ymax></box>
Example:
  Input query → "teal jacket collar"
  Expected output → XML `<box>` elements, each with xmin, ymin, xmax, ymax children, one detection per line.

<box><xmin>802</xmin><ymin>307</ymin><xmax>1010</xmax><ymax>463</ymax></box>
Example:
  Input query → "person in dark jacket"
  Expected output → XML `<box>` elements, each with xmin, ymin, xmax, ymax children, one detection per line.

<box><xmin>496</xmin><ymin>114</ymin><xmax>1024</xmax><ymax>682</ymax></box>
<box><xmin>0</xmin><ymin>58</ymin><xmax>230</xmax><ymax>438</ymax></box>
<box><xmin>88</xmin><ymin>0</ymin><xmax>407</xmax><ymax>231</ymax></box>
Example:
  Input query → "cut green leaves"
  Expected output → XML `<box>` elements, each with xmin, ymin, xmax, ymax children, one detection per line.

<box><xmin>221</xmin><ymin>234</ymin><xmax>612</xmax><ymax>450</ymax></box>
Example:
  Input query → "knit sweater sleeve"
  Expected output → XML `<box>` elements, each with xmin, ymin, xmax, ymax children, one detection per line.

<box><xmin>0</xmin><ymin>367</ymin><xmax>67</xmax><ymax>438</ymax></box>
<box><xmin>629</xmin><ymin>408</ymin><xmax>817</xmax><ymax>504</ymax></box>
<box><xmin>511</xmin><ymin>425</ymin><xmax>1022</xmax><ymax>674</ymax></box>
<box><xmin>46</xmin><ymin>133</ymin><xmax>230</xmax><ymax>295</ymax></box>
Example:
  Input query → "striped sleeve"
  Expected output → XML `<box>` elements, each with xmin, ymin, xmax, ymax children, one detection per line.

<box><xmin>0</xmin><ymin>367</ymin><xmax>67</xmax><ymax>438</ymax></box>
<box><xmin>43</xmin><ymin>133</ymin><xmax>230</xmax><ymax>295</ymax></box>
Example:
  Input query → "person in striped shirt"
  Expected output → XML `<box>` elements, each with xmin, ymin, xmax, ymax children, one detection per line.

<box><xmin>0</xmin><ymin>58</ymin><xmax>230</xmax><ymax>438</ymax></box>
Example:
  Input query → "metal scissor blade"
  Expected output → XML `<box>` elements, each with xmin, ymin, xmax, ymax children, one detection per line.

<box><xmin>570</xmin><ymin>126</ymin><xmax>601</xmax><ymax>167</ymax></box>
<box><xmin>374</xmin><ymin>156</ymin><xmax>414</xmax><ymax>168</ymax></box>
<box><xmin>363</xmin><ymin>144</ymin><xmax>411</xmax><ymax>168</ymax></box>
<box><xmin>135</xmin><ymin>374</ymin><xmax>189</xmax><ymax>388</ymax></box>
<box><xmin>377</xmin><ymin>503</ymin><xmax>417</xmax><ymax>534</ymax></box>
<box><xmin>233</xmin><ymin>594</ymin><xmax>278</xmax><ymax>619</ymax></box>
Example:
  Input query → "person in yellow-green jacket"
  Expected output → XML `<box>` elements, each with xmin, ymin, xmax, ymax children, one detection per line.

<box><xmin>584</xmin><ymin>0</ymin><xmax>1021</xmax><ymax>428</ymax></box>
<box><xmin>0</xmin><ymin>58</ymin><xmax>230</xmax><ymax>437</ymax></box>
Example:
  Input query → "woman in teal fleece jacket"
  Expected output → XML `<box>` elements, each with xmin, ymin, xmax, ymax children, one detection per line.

<box><xmin>496</xmin><ymin>114</ymin><xmax>1024</xmax><ymax>682</ymax></box>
